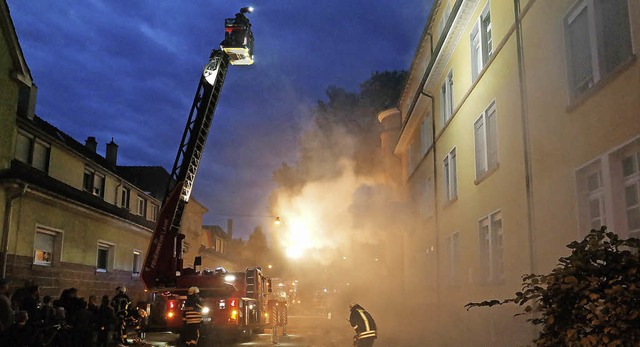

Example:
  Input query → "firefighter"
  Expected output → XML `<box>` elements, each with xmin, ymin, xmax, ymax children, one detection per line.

<box><xmin>110</xmin><ymin>286</ymin><xmax>131</xmax><ymax>345</ymax></box>
<box><xmin>182</xmin><ymin>286</ymin><xmax>204</xmax><ymax>346</ymax></box>
<box><xmin>348</xmin><ymin>303</ymin><xmax>377</xmax><ymax>347</ymax></box>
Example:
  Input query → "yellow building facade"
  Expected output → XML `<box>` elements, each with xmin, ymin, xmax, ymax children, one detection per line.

<box><xmin>382</xmin><ymin>0</ymin><xmax>640</xmax><ymax>345</ymax></box>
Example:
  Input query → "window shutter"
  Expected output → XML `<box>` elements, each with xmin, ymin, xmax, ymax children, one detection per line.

<box><xmin>600</xmin><ymin>0</ymin><xmax>632</xmax><ymax>73</ymax></box>
<box><xmin>567</xmin><ymin>7</ymin><xmax>593</xmax><ymax>93</ymax></box>
<box><xmin>486</xmin><ymin>105</ymin><xmax>498</xmax><ymax>169</ymax></box>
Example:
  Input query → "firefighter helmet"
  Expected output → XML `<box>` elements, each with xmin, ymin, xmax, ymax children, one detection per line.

<box><xmin>349</xmin><ymin>302</ymin><xmax>358</xmax><ymax>310</ymax></box>
<box><xmin>117</xmin><ymin>286</ymin><xmax>127</xmax><ymax>293</ymax></box>
<box><xmin>188</xmin><ymin>286</ymin><xmax>200</xmax><ymax>295</ymax></box>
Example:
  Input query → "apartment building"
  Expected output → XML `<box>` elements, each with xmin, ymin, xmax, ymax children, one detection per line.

<box><xmin>381</xmin><ymin>0</ymin><xmax>639</xmax><ymax>345</ymax></box>
<box><xmin>0</xmin><ymin>1</ymin><xmax>214</xmax><ymax>304</ymax></box>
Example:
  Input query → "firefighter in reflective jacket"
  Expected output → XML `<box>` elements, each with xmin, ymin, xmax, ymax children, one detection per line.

<box><xmin>182</xmin><ymin>287</ymin><xmax>204</xmax><ymax>346</ymax></box>
<box><xmin>349</xmin><ymin>303</ymin><xmax>377</xmax><ymax>347</ymax></box>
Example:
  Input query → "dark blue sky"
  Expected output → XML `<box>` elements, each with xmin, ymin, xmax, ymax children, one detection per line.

<box><xmin>8</xmin><ymin>1</ymin><xmax>432</xmax><ymax>239</ymax></box>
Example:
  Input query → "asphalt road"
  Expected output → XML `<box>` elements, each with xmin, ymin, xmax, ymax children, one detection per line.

<box><xmin>137</xmin><ymin>315</ymin><xmax>355</xmax><ymax>347</ymax></box>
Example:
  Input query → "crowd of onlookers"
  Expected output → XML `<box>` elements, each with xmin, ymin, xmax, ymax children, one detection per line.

<box><xmin>0</xmin><ymin>278</ymin><xmax>148</xmax><ymax>347</ymax></box>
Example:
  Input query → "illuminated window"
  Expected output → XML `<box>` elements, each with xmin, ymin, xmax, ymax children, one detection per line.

<box><xmin>83</xmin><ymin>168</ymin><xmax>105</xmax><ymax>198</ymax></box>
<box><xmin>15</xmin><ymin>130</ymin><xmax>50</xmax><ymax>172</ymax></box>
<box><xmin>440</xmin><ymin>70</ymin><xmax>454</xmax><ymax>124</ymax></box>
<box><xmin>474</xmin><ymin>101</ymin><xmax>498</xmax><ymax>179</ymax></box>
<box><xmin>34</xmin><ymin>230</ymin><xmax>55</xmax><ymax>265</ymax></box>
<box><xmin>442</xmin><ymin>147</ymin><xmax>457</xmax><ymax>201</ymax></box>
<box><xmin>564</xmin><ymin>0</ymin><xmax>632</xmax><ymax>99</ymax></box>
<box><xmin>96</xmin><ymin>241</ymin><xmax>114</xmax><ymax>272</ymax></box>
<box><xmin>470</xmin><ymin>3</ymin><xmax>492</xmax><ymax>81</ymax></box>
<box><xmin>479</xmin><ymin>211</ymin><xmax>503</xmax><ymax>284</ymax></box>
<box><xmin>132</xmin><ymin>251</ymin><xmax>142</xmax><ymax>276</ymax></box>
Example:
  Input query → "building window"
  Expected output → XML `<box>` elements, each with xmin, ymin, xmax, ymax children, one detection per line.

<box><xmin>34</xmin><ymin>230</ymin><xmax>56</xmax><ymax>265</ymax></box>
<box><xmin>479</xmin><ymin>211</ymin><xmax>504</xmax><ymax>284</ymax></box>
<box><xmin>438</xmin><ymin>2</ymin><xmax>452</xmax><ymax>38</ymax></box>
<box><xmin>441</xmin><ymin>70</ymin><xmax>454</xmax><ymax>124</ymax></box>
<box><xmin>577</xmin><ymin>161</ymin><xmax>607</xmax><ymax>236</ymax></box>
<box><xmin>446</xmin><ymin>232</ymin><xmax>460</xmax><ymax>286</ymax></box>
<box><xmin>443</xmin><ymin>147</ymin><xmax>457</xmax><ymax>201</ymax></box>
<box><xmin>149</xmin><ymin>204</ymin><xmax>158</xmax><ymax>222</ymax></box>
<box><xmin>470</xmin><ymin>3</ymin><xmax>492</xmax><ymax>81</ymax></box>
<box><xmin>137</xmin><ymin>197</ymin><xmax>147</xmax><ymax>217</ymax></box>
<box><xmin>564</xmin><ymin>0</ymin><xmax>632</xmax><ymax>99</ymax></box>
<box><xmin>15</xmin><ymin>131</ymin><xmax>50</xmax><ymax>172</ymax></box>
<box><xmin>96</xmin><ymin>242</ymin><xmax>114</xmax><ymax>272</ymax></box>
<box><xmin>120</xmin><ymin>187</ymin><xmax>130</xmax><ymax>209</ymax></box>
<box><xmin>622</xmin><ymin>151</ymin><xmax>640</xmax><ymax>237</ymax></box>
<box><xmin>474</xmin><ymin>101</ymin><xmax>498</xmax><ymax>178</ymax></box>
<box><xmin>83</xmin><ymin>168</ymin><xmax>105</xmax><ymax>198</ymax></box>
<box><xmin>132</xmin><ymin>251</ymin><xmax>142</xmax><ymax>276</ymax></box>
<box><xmin>421</xmin><ymin>114</ymin><xmax>433</xmax><ymax>155</ymax></box>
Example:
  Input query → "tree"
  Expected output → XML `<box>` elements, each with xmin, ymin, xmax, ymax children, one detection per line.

<box><xmin>465</xmin><ymin>226</ymin><xmax>640</xmax><ymax>346</ymax></box>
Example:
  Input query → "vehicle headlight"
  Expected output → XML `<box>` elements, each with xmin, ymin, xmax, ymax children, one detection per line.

<box><xmin>202</xmin><ymin>306</ymin><xmax>210</xmax><ymax>314</ymax></box>
<box><xmin>225</xmin><ymin>274</ymin><xmax>236</xmax><ymax>282</ymax></box>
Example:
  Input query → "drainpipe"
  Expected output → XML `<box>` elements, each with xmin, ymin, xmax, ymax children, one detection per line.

<box><xmin>2</xmin><ymin>183</ymin><xmax>28</xmax><ymax>277</ymax></box>
<box><xmin>513</xmin><ymin>0</ymin><xmax>536</xmax><ymax>275</ymax></box>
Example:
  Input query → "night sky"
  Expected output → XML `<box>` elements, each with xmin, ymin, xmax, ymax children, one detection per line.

<box><xmin>8</xmin><ymin>1</ymin><xmax>432</xmax><ymax>239</ymax></box>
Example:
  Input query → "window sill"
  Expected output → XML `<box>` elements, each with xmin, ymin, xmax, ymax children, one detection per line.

<box><xmin>442</xmin><ymin>196</ymin><xmax>458</xmax><ymax>208</ymax></box>
<box><xmin>95</xmin><ymin>268</ymin><xmax>107</xmax><ymax>273</ymax></box>
<box><xmin>474</xmin><ymin>163</ymin><xmax>500</xmax><ymax>185</ymax></box>
<box><xmin>131</xmin><ymin>272</ymin><xmax>140</xmax><ymax>278</ymax></box>
<box><xmin>567</xmin><ymin>54</ymin><xmax>636</xmax><ymax>112</ymax></box>
<box><xmin>33</xmin><ymin>261</ymin><xmax>52</xmax><ymax>267</ymax></box>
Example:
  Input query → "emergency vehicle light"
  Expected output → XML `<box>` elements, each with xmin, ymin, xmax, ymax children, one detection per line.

<box><xmin>230</xmin><ymin>309</ymin><xmax>238</xmax><ymax>320</ymax></box>
<box><xmin>225</xmin><ymin>274</ymin><xmax>236</xmax><ymax>282</ymax></box>
<box><xmin>167</xmin><ymin>311</ymin><xmax>175</xmax><ymax>319</ymax></box>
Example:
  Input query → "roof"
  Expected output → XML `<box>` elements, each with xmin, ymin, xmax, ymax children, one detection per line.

<box><xmin>1</xmin><ymin>0</ymin><xmax>32</xmax><ymax>86</ymax></box>
<box><xmin>117</xmin><ymin>165</ymin><xmax>172</xmax><ymax>201</ymax></box>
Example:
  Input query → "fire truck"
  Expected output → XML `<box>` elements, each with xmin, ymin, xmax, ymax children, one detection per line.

<box><xmin>140</xmin><ymin>7</ymin><xmax>282</xmax><ymax>341</ymax></box>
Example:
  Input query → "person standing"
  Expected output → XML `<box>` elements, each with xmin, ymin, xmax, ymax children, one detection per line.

<box><xmin>0</xmin><ymin>278</ymin><xmax>13</xmax><ymax>332</ymax></box>
<box><xmin>110</xmin><ymin>286</ymin><xmax>131</xmax><ymax>345</ymax></box>
<box><xmin>96</xmin><ymin>295</ymin><xmax>114</xmax><ymax>347</ymax></box>
<box><xmin>348</xmin><ymin>303</ymin><xmax>377</xmax><ymax>347</ymax></box>
<box><xmin>181</xmin><ymin>286</ymin><xmax>203</xmax><ymax>346</ymax></box>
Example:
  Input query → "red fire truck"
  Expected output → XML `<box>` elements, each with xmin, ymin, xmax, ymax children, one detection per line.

<box><xmin>140</xmin><ymin>7</ymin><xmax>283</xmax><ymax>341</ymax></box>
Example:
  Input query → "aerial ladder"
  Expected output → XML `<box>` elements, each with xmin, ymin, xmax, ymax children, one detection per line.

<box><xmin>141</xmin><ymin>7</ymin><xmax>255</xmax><ymax>292</ymax></box>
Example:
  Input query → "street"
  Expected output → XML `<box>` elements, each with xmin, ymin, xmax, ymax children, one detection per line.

<box><xmin>140</xmin><ymin>315</ymin><xmax>354</xmax><ymax>347</ymax></box>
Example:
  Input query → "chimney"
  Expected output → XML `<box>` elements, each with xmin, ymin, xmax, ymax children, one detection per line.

<box><xmin>227</xmin><ymin>218</ymin><xmax>233</xmax><ymax>240</ymax></box>
<box><xmin>106</xmin><ymin>138</ymin><xmax>118</xmax><ymax>166</ymax></box>
<box><xmin>85</xmin><ymin>137</ymin><xmax>97</xmax><ymax>152</ymax></box>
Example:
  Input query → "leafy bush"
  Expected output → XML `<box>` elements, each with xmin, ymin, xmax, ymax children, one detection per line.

<box><xmin>465</xmin><ymin>226</ymin><xmax>640</xmax><ymax>346</ymax></box>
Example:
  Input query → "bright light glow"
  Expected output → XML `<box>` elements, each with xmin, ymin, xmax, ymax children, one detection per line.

<box><xmin>283</xmin><ymin>215</ymin><xmax>321</xmax><ymax>258</ymax></box>
<box><xmin>268</xmin><ymin>264</ymin><xmax>273</xmax><ymax>269</ymax></box>
<box><xmin>225</xmin><ymin>274</ymin><xmax>236</xmax><ymax>282</ymax></box>
<box><xmin>167</xmin><ymin>311</ymin><xmax>174</xmax><ymax>318</ymax></box>
<box><xmin>202</xmin><ymin>306</ymin><xmax>210</xmax><ymax>314</ymax></box>
<box><xmin>230</xmin><ymin>309</ymin><xmax>238</xmax><ymax>320</ymax></box>
<box><xmin>248</xmin><ymin>6</ymin><xmax>254</xmax><ymax>12</ymax></box>
<box><xmin>274</xmin><ymin>217</ymin><xmax>281</xmax><ymax>225</ymax></box>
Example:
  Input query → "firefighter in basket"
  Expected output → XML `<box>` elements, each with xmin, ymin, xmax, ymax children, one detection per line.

<box><xmin>182</xmin><ymin>286</ymin><xmax>204</xmax><ymax>346</ymax></box>
<box><xmin>348</xmin><ymin>302</ymin><xmax>377</xmax><ymax>347</ymax></box>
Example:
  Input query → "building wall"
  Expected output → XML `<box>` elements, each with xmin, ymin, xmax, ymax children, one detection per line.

<box><xmin>390</xmin><ymin>0</ymin><xmax>639</xmax><ymax>345</ymax></box>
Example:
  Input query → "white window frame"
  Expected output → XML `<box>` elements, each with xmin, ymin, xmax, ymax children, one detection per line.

<box><xmin>83</xmin><ymin>168</ymin><xmax>105</xmax><ymax>198</ymax></box>
<box><xmin>478</xmin><ymin>210</ymin><xmax>504</xmax><ymax>284</ymax></box>
<box><xmin>137</xmin><ymin>197</ymin><xmax>146</xmax><ymax>217</ymax></box>
<box><xmin>96</xmin><ymin>241</ymin><xmax>115</xmax><ymax>272</ymax></box>
<box><xmin>120</xmin><ymin>187</ymin><xmax>131</xmax><ymax>210</ymax></box>
<box><xmin>446</xmin><ymin>232</ymin><xmax>460</xmax><ymax>286</ymax></box>
<box><xmin>474</xmin><ymin>101</ymin><xmax>498</xmax><ymax>179</ymax></box>
<box><xmin>621</xmin><ymin>150</ymin><xmax>640</xmax><ymax>237</ymax></box>
<box><xmin>443</xmin><ymin>147</ymin><xmax>458</xmax><ymax>201</ymax></box>
<box><xmin>132</xmin><ymin>250</ymin><xmax>142</xmax><ymax>276</ymax></box>
<box><xmin>563</xmin><ymin>0</ymin><xmax>633</xmax><ymax>99</ymax></box>
<box><xmin>470</xmin><ymin>3</ymin><xmax>492</xmax><ymax>81</ymax></box>
<box><xmin>149</xmin><ymin>203</ymin><xmax>158</xmax><ymax>222</ymax></box>
<box><xmin>33</xmin><ymin>226</ymin><xmax>61</xmax><ymax>266</ymax></box>
<box><xmin>441</xmin><ymin>70</ymin><xmax>454</xmax><ymax>125</ymax></box>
